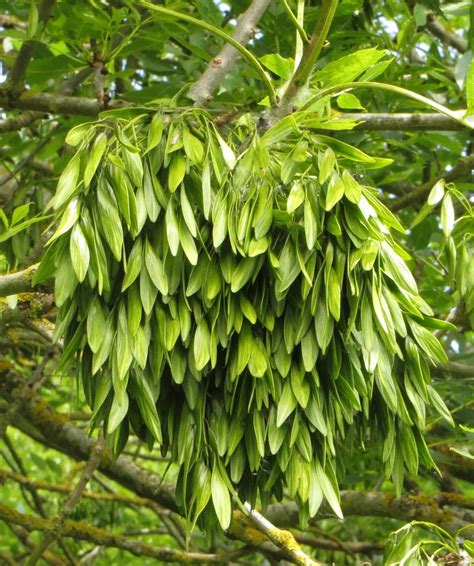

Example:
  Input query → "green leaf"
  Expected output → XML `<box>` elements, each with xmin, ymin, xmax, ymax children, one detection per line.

<box><xmin>259</xmin><ymin>53</ymin><xmax>293</xmax><ymax>79</ymax></box>
<box><xmin>277</xmin><ymin>380</ymin><xmax>298</xmax><ymax>426</ymax></box>
<box><xmin>122</xmin><ymin>239</ymin><xmax>143</xmax><ymax>291</ymax></box>
<box><xmin>87</xmin><ymin>297</ymin><xmax>106</xmax><ymax>354</ymax></box>
<box><xmin>123</xmin><ymin>148</ymin><xmax>144</xmax><ymax>187</ymax></box>
<box><xmin>211</xmin><ymin>465</ymin><xmax>232</xmax><ymax>530</ymax></box>
<box><xmin>70</xmin><ymin>224</ymin><xmax>90</xmax><ymax>282</ymax></box>
<box><xmin>180</xmin><ymin>186</ymin><xmax>197</xmax><ymax>237</ymax></box>
<box><xmin>131</xmin><ymin>370</ymin><xmax>162</xmax><ymax>443</ymax></box>
<box><xmin>183</xmin><ymin>128</ymin><xmax>204</xmax><ymax>163</ymax></box>
<box><xmin>427</xmin><ymin>178</ymin><xmax>445</xmax><ymax>205</ymax></box>
<box><xmin>28</xmin><ymin>0</ymin><xmax>38</xmax><ymax>37</ymax></box>
<box><xmin>319</xmin><ymin>148</ymin><xmax>336</xmax><ymax>184</ymax></box>
<box><xmin>194</xmin><ymin>319</ymin><xmax>211</xmax><ymax>371</ymax></box>
<box><xmin>441</xmin><ymin>193</ymin><xmax>455</xmax><ymax>237</ymax></box>
<box><xmin>108</xmin><ymin>392</ymin><xmax>129</xmax><ymax>434</ymax></box>
<box><xmin>145</xmin><ymin>239</ymin><xmax>169</xmax><ymax>295</ymax></box>
<box><xmin>84</xmin><ymin>133</ymin><xmax>107</xmax><ymax>188</ymax></box>
<box><xmin>147</xmin><ymin>113</ymin><xmax>164</xmax><ymax>152</ymax></box>
<box><xmin>466</xmin><ymin>57</ymin><xmax>474</xmax><ymax>116</ymax></box>
<box><xmin>287</xmin><ymin>182</ymin><xmax>305</xmax><ymax>213</ymax></box>
<box><xmin>337</xmin><ymin>93</ymin><xmax>364</xmax><ymax>110</ymax></box>
<box><xmin>166</xmin><ymin>200</ymin><xmax>180</xmax><ymax>256</ymax></box>
<box><xmin>51</xmin><ymin>154</ymin><xmax>81</xmax><ymax>210</ymax></box>
<box><xmin>168</xmin><ymin>152</ymin><xmax>187</xmax><ymax>192</ymax></box>
<box><xmin>179</xmin><ymin>219</ymin><xmax>198</xmax><ymax>265</ymax></box>
<box><xmin>47</xmin><ymin>197</ymin><xmax>80</xmax><ymax>244</ymax></box>
<box><xmin>315</xmin><ymin>461</ymin><xmax>343</xmax><ymax>519</ymax></box>
<box><xmin>324</xmin><ymin>174</ymin><xmax>345</xmax><ymax>211</ymax></box>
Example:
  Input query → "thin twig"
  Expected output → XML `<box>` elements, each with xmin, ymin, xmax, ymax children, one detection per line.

<box><xmin>7</xmin><ymin>0</ymin><xmax>57</xmax><ymax>91</ymax></box>
<box><xmin>426</xmin><ymin>14</ymin><xmax>468</xmax><ymax>53</ymax></box>
<box><xmin>25</xmin><ymin>434</ymin><xmax>106</xmax><ymax>565</ymax></box>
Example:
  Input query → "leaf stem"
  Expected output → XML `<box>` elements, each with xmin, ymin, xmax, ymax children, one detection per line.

<box><xmin>280</xmin><ymin>0</ymin><xmax>309</xmax><ymax>44</ymax></box>
<box><xmin>280</xmin><ymin>0</ymin><xmax>339</xmax><ymax>106</ymax></box>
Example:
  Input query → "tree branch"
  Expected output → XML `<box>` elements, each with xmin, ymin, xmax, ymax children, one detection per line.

<box><xmin>389</xmin><ymin>155</ymin><xmax>474</xmax><ymax>211</ymax></box>
<box><xmin>188</xmin><ymin>0</ymin><xmax>272</xmax><ymax>106</ymax></box>
<box><xmin>342</xmin><ymin>112</ymin><xmax>466</xmax><ymax>131</ymax></box>
<box><xmin>243</xmin><ymin>502</ymin><xmax>321</xmax><ymax>566</ymax></box>
<box><xmin>426</xmin><ymin>14</ymin><xmax>468</xmax><ymax>54</ymax></box>
<box><xmin>0</xmin><ymin>88</ymin><xmax>130</xmax><ymax>117</ymax></box>
<box><xmin>7</xmin><ymin>0</ymin><xmax>57</xmax><ymax>91</ymax></box>
<box><xmin>0</xmin><ymin>370</ymin><xmax>178</xmax><ymax>514</ymax></box>
<box><xmin>0</xmin><ymin>468</ymin><xmax>158</xmax><ymax>510</ymax></box>
<box><xmin>0</xmin><ymin>88</ymin><xmax>471</xmax><ymax>133</ymax></box>
<box><xmin>265</xmin><ymin>491</ymin><xmax>474</xmax><ymax>540</ymax></box>
<box><xmin>0</xmin><ymin>264</ymin><xmax>39</xmax><ymax>297</ymax></box>
<box><xmin>432</xmin><ymin>361</ymin><xmax>474</xmax><ymax>379</ymax></box>
<box><xmin>26</xmin><ymin>435</ymin><xmax>105</xmax><ymax>565</ymax></box>
<box><xmin>0</xmin><ymin>504</ymin><xmax>249</xmax><ymax>564</ymax></box>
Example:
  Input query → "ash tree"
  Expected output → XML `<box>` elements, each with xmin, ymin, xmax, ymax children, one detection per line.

<box><xmin>0</xmin><ymin>0</ymin><xmax>473</xmax><ymax>564</ymax></box>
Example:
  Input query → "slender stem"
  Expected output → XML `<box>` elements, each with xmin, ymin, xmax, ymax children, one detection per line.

<box><xmin>280</xmin><ymin>0</ymin><xmax>339</xmax><ymax>107</ymax></box>
<box><xmin>139</xmin><ymin>1</ymin><xmax>277</xmax><ymax>105</ymax></box>
<box><xmin>26</xmin><ymin>435</ymin><xmax>105</xmax><ymax>566</ymax></box>
<box><xmin>280</xmin><ymin>0</ymin><xmax>309</xmax><ymax>44</ymax></box>
<box><xmin>299</xmin><ymin>81</ymin><xmax>473</xmax><ymax>128</ymax></box>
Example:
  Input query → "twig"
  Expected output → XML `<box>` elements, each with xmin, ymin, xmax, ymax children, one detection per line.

<box><xmin>0</xmin><ymin>124</ymin><xmax>59</xmax><ymax>188</ymax></box>
<box><xmin>26</xmin><ymin>434</ymin><xmax>106</xmax><ymax>565</ymax></box>
<box><xmin>4</xmin><ymin>523</ymin><xmax>65</xmax><ymax>566</ymax></box>
<box><xmin>7</xmin><ymin>0</ymin><xmax>57</xmax><ymax>91</ymax></box>
<box><xmin>294</xmin><ymin>532</ymin><xmax>382</xmax><ymax>555</ymax></box>
<box><xmin>426</xmin><ymin>14</ymin><xmax>468</xmax><ymax>54</ymax></box>
<box><xmin>243</xmin><ymin>502</ymin><xmax>322</xmax><ymax>566</ymax></box>
<box><xmin>2</xmin><ymin>436</ymin><xmax>77</xmax><ymax>565</ymax></box>
<box><xmin>0</xmin><ymin>504</ymin><xmax>251</xmax><ymax>564</ymax></box>
<box><xmin>390</xmin><ymin>155</ymin><xmax>474</xmax><ymax>211</ymax></box>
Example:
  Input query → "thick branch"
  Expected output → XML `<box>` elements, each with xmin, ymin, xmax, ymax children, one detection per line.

<box><xmin>187</xmin><ymin>0</ymin><xmax>271</xmax><ymax>106</ymax></box>
<box><xmin>265</xmin><ymin>491</ymin><xmax>474</xmax><ymax>540</ymax></box>
<box><xmin>0</xmin><ymin>89</ymin><xmax>130</xmax><ymax>117</ymax></box>
<box><xmin>426</xmin><ymin>15</ymin><xmax>468</xmax><ymax>53</ymax></box>
<box><xmin>0</xmin><ymin>88</ymin><xmax>470</xmax><ymax>133</ymax></box>
<box><xmin>0</xmin><ymin>504</ymin><xmax>245</xmax><ymax>564</ymax></box>
<box><xmin>0</xmin><ymin>265</ymin><xmax>39</xmax><ymax>297</ymax></box>
<box><xmin>343</xmin><ymin>112</ymin><xmax>465</xmax><ymax>131</ymax></box>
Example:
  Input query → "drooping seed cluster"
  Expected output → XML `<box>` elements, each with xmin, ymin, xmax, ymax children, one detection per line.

<box><xmin>40</xmin><ymin>108</ymin><xmax>452</xmax><ymax>531</ymax></box>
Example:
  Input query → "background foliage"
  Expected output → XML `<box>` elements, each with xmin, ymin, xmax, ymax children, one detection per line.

<box><xmin>0</xmin><ymin>0</ymin><xmax>473</xmax><ymax>564</ymax></box>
